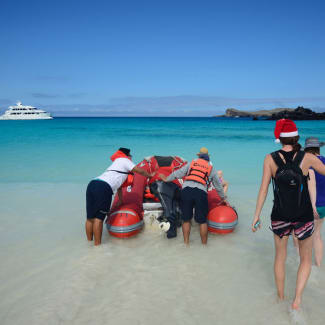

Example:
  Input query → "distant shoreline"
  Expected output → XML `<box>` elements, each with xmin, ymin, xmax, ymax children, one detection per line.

<box><xmin>215</xmin><ymin>106</ymin><xmax>325</xmax><ymax>120</ymax></box>
<box><xmin>51</xmin><ymin>114</ymin><xmax>325</xmax><ymax>119</ymax></box>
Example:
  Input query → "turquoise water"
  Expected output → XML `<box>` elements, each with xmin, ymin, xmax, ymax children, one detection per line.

<box><xmin>1</xmin><ymin>117</ymin><xmax>324</xmax><ymax>184</ymax></box>
<box><xmin>1</xmin><ymin>118</ymin><xmax>325</xmax><ymax>325</ymax></box>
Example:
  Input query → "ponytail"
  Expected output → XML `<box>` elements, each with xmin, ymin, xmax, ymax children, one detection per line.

<box><xmin>292</xmin><ymin>143</ymin><xmax>301</xmax><ymax>152</ymax></box>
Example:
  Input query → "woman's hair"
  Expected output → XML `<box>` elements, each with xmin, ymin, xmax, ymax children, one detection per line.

<box><xmin>279</xmin><ymin>135</ymin><xmax>301</xmax><ymax>152</ymax></box>
<box><xmin>304</xmin><ymin>147</ymin><xmax>320</xmax><ymax>155</ymax></box>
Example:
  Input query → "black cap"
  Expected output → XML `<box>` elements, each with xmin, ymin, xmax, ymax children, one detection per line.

<box><xmin>119</xmin><ymin>147</ymin><xmax>131</xmax><ymax>156</ymax></box>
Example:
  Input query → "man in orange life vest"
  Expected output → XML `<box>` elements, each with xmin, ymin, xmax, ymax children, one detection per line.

<box><xmin>160</xmin><ymin>147</ymin><xmax>226</xmax><ymax>244</ymax></box>
<box><xmin>86</xmin><ymin>147</ymin><xmax>153</xmax><ymax>245</ymax></box>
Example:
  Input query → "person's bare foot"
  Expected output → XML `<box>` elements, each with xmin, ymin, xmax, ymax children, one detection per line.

<box><xmin>291</xmin><ymin>299</ymin><xmax>301</xmax><ymax>310</ymax></box>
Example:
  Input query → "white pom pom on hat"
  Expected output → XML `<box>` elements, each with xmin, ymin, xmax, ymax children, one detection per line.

<box><xmin>274</xmin><ymin>119</ymin><xmax>298</xmax><ymax>142</ymax></box>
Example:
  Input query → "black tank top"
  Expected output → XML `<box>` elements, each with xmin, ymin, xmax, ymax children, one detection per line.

<box><xmin>271</xmin><ymin>150</ymin><xmax>313</xmax><ymax>222</ymax></box>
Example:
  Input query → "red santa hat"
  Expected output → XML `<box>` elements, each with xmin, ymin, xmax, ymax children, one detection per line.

<box><xmin>274</xmin><ymin>119</ymin><xmax>298</xmax><ymax>143</ymax></box>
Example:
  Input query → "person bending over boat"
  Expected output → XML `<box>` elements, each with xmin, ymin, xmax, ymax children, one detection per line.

<box><xmin>160</xmin><ymin>147</ymin><xmax>226</xmax><ymax>245</ymax></box>
<box><xmin>86</xmin><ymin>147</ymin><xmax>153</xmax><ymax>246</ymax></box>
<box><xmin>251</xmin><ymin>120</ymin><xmax>325</xmax><ymax>311</ymax></box>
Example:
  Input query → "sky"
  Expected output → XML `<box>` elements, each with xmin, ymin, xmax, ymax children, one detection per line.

<box><xmin>0</xmin><ymin>0</ymin><xmax>324</xmax><ymax>116</ymax></box>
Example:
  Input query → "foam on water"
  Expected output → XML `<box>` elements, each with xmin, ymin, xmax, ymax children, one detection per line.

<box><xmin>289</xmin><ymin>308</ymin><xmax>308</xmax><ymax>325</ymax></box>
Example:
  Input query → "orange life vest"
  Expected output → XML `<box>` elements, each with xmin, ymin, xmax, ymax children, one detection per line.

<box><xmin>144</xmin><ymin>186</ymin><xmax>159</xmax><ymax>201</ymax></box>
<box><xmin>122</xmin><ymin>173</ymin><xmax>134</xmax><ymax>188</ymax></box>
<box><xmin>110</xmin><ymin>150</ymin><xmax>129</xmax><ymax>161</ymax></box>
<box><xmin>185</xmin><ymin>158</ymin><xmax>212</xmax><ymax>185</ymax></box>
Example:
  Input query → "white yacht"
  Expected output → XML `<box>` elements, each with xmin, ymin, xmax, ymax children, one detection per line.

<box><xmin>0</xmin><ymin>102</ymin><xmax>53</xmax><ymax>120</ymax></box>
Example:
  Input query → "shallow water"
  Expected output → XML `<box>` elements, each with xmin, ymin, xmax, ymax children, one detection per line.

<box><xmin>1</xmin><ymin>118</ymin><xmax>325</xmax><ymax>324</ymax></box>
<box><xmin>0</xmin><ymin>183</ymin><xmax>324</xmax><ymax>325</ymax></box>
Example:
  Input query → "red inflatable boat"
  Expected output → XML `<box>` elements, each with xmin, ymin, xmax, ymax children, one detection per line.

<box><xmin>207</xmin><ymin>188</ymin><xmax>238</xmax><ymax>234</ymax></box>
<box><xmin>106</xmin><ymin>156</ymin><xmax>238</xmax><ymax>238</ymax></box>
<box><xmin>106</xmin><ymin>159</ymin><xmax>150</xmax><ymax>238</ymax></box>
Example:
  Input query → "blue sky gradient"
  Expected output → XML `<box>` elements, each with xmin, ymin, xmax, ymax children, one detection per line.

<box><xmin>1</xmin><ymin>0</ymin><xmax>324</xmax><ymax>116</ymax></box>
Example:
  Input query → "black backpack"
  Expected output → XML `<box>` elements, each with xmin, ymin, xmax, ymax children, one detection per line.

<box><xmin>270</xmin><ymin>150</ymin><xmax>305</xmax><ymax>218</ymax></box>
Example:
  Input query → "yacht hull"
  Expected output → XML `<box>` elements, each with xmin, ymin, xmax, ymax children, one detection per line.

<box><xmin>0</xmin><ymin>116</ymin><xmax>53</xmax><ymax>120</ymax></box>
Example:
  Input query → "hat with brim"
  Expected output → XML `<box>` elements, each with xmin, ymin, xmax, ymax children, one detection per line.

<box><xmin>197</xmin><ymin>147</ymin><xmax>209</xmax><ymax>156</ymax></box>
<box><xmin>304</xmin><ymin>137</ymin><xmax>325</xmax><ymax>149</ymax></box>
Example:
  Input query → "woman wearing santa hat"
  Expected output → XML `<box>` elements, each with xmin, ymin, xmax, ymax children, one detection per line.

<box><xmin>251</xmin><ymin>119</ymin><xmax>325</xmax><ymax>310</ymax></box>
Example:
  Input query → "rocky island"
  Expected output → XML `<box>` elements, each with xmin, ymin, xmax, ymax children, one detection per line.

<box><xmin>218</xmin><ymin>106</ymin><xmax>325</xmax><ymax>120</ymax></box>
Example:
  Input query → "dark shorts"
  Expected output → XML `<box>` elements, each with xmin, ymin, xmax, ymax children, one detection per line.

<box><xmin>180</xmin><ymin>187</ymin><xmax>208</xmax><ymax>224</ymax></box>
<box><xmin>86</xmin><ymin>180</ymin><xmax>113</xmax><ymax>221</ymax></box>
<box><xmin>270</xmin><ymin>220</ymin><xmax>314</xmax><ymax>240</ymax></box>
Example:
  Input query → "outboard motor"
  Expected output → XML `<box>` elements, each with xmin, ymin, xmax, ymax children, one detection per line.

<box><xmin>149</xmin><ymin>181</ymin><xmax>182</xmax><ymax>237</ymax></box>
<box><xmin>146</xmin><ymin>155</ymin><xmax>186</xmax><ymax>238</ymax></box>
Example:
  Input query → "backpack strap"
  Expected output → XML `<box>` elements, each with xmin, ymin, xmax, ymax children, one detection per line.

<box><xmin>270</xmin><ymin>151</ymin><xmax>285</xmax><ymax>168</ymax></box>
<box><xmin>293</xmin><ymin>151</ymin><xmax>305</xmax><ymax>166</ymax></box>
<box><xmin>293</xmin><ymin>151</ymin><xmax>305</xmax><ymax>207</ymax></box>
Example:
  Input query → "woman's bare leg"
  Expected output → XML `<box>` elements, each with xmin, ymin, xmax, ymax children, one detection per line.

<box><xmin>292</xmin><ymin>231</ymin><xmax>300</xmax><ymax>255</ymax></box>
<box><xmin>313</xmin><ymin>219</ymin><xmax>324</xmax><ymax>267</ymax></box>
<box><xmin>273</xmin><ymin>235</ymin><xmax>289</xmax><ymax>300</ymax></box>
<box><xmin>292</xmin><ymin>235</ymin><xmax>313</xmax><ymax>310</ymax></box>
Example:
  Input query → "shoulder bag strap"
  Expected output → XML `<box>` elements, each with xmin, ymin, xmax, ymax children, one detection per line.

<box><xmin>109</xmin><ymin>169</ymin><xmax>133</xmax><ymax>175</ymax></box>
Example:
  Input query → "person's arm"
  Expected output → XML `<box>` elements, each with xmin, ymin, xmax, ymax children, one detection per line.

<box><xmin>223</xmin><ymin>180</ymin><xmax>229</xmax><ymax>194</ymax></box>
<box><xmin>252</xmin><ymin>154</ymin><xmax>272</xmax><ymax>232</ymax></box>
<box><xmin>217</xmin><ymin>170</ymin><xmax>229</xmax><ymax>194</ymax></box>
<box><xmin>132</xmin><ymin>166</ymin><xmax>154</xmax><ymax>178</ymax></box>
<box><xmin>159</xmin><ymin>163</ymin><xmax>189</xmax><ymax>182</ymax></box>
<box><xmin>307</xmin><ymin>169</ymin><xmax>319</xmax><ymax>219</ymax></box>
<box><xmin>309</xmin><ymin>154</ymin><xmax>325</xmax><ymax>175</ymax></box>
<box><xmin>159</xmin><ymin>173</ymin><xmax>168</xmax><ymax>182</ymax></box>
<box><xmin>211</xmin><ymin>170</ymin><xmax>226</xmax><ymax>200</ymax></box>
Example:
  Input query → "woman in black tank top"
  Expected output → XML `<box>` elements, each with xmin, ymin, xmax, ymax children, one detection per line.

<box><xmin>251</xmin><ymin>119</ymin><xmax>325</xmax><ymax>311</ymax></box>
<box><xmin>270</xmin><ymin>150</ymin><xmax>314</xmax><ymax>223</ymax></box>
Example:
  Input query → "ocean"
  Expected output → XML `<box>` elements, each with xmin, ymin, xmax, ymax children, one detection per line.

<box><xmin>0</xmin><ymin>117</ymin><xmax>324</xmax><ymax>325</ymax></box>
